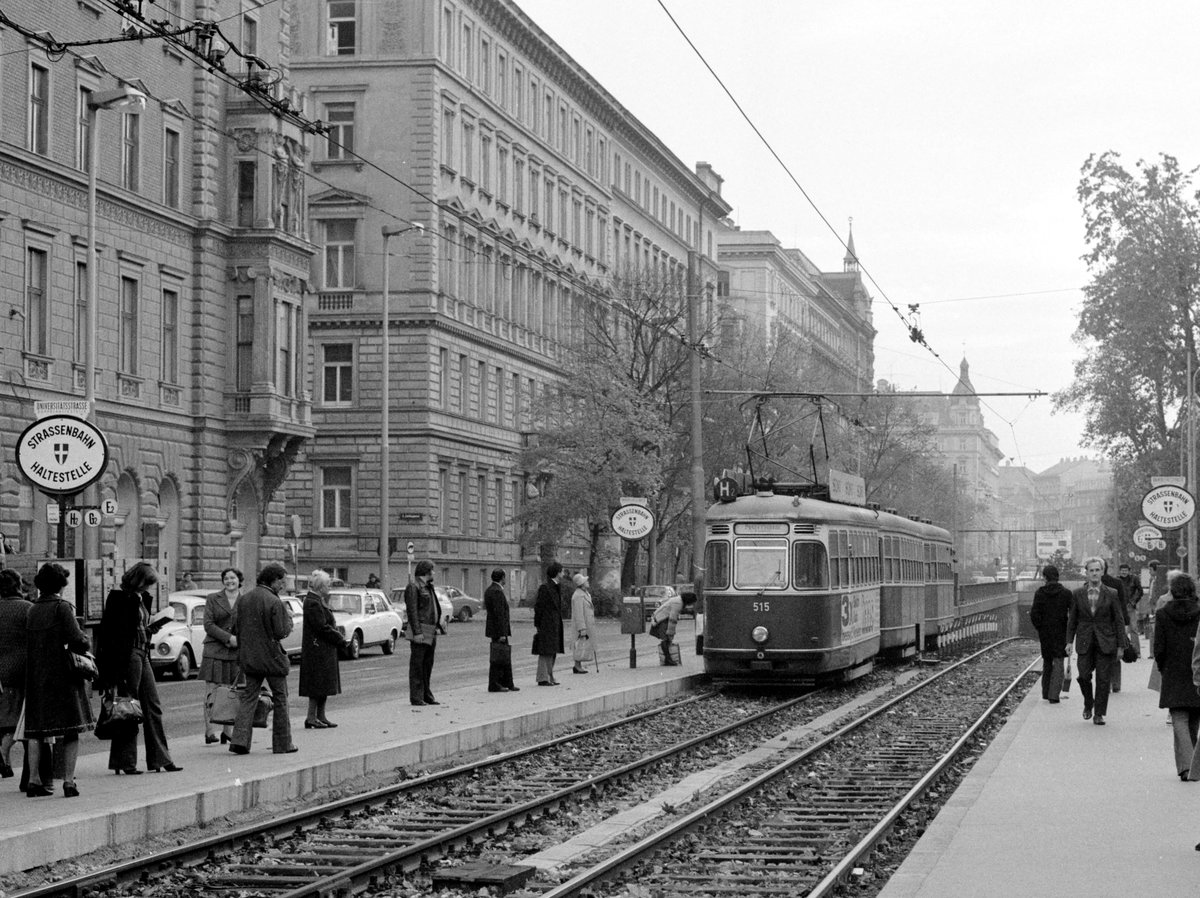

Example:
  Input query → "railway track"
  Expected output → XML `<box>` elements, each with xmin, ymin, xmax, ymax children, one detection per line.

<box><xmin>13</xmin><ymin>641</ymin><xmax>1031</xmax><ymax>898</ymax></box>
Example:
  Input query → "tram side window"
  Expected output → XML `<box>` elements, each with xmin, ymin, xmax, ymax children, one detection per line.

<box><xmin>735</xmin><ymin>538</ymin><xmax>789</xmax><ymax>589</ymax></box>
<box><xmin>704</xmin><ymin>540</ymin><xmax>730</xmax><ymax>590</ymax></box>
<box><xmin>792</xmin><ymin>541</ymin><xmax>829</xmax><ymax>589</ymax></box>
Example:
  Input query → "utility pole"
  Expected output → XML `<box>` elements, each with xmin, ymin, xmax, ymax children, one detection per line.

<box><xmin>688</xmin><ymin>250</ymin><xmax>705</xmax><ymax>599</ymax></box>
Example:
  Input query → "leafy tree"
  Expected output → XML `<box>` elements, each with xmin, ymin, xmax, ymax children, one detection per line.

<box><xmin>1057</xmin><ymin>152</ymin><xmax>1200</xmax><ymax>459</ymax></box>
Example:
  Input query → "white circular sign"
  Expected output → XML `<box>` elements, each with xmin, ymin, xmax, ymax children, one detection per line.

<box><xmin>83</xmin><ymin>509</ymin><xmax>102</xmax><ymax>527</ymax></box>
<box><xmin>1133</xmin><ymin>524</ymin><xmax>1163</xmax><ymax>549</ymax></box>
<box><xmin>15</xmin><ymin>415</ymin><xmax>109</xmax><ymax>495</ymax></box>
<box><xmin>65</xmin><ymin>509</ymin><xmax>83</xmax><ymax>528</ymax></box>
<box><xmin>1142</xmin><ymin>485</ymin><xmax>1196</xmax><ymax>530</ymax></box>
<box><xmin>611</xmin><ymin>503</ymin><xmax>655</xmax><ymax>540</ymax></box>
<box><xmin>101</xmin><ymin>498</ymin><xmax>118</xmax><ymax>516</ymax></box>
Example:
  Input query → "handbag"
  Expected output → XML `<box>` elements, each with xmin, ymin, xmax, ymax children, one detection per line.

<box><xmin>95</xmin><ymin>690</ymin><xmax>143</xmax><ymax>740</ymax></box>
<box><xmin>207</xmin><ymin>684</ymin><xmax>240</xmax><ymax>725</ymax></box>
<box><xmin>67</xmin><ymin>647</ymin><xmax>98</xmax><ymax>681</ymax></box>
<box><xmin>489</xmin><ymin>641</ymin><xmax>512</xmax><ymax>664</ymax></box>
<box><xmin>573</xmin><ymin>635</ymin><xmax>595</xmax><ymax>663</ymax></box>
<box><xmin>253</xmin><ymin>687</ymin><xmax>272</xmax><ymax>728</ymax></box>
<box><xmin>648</xmin><ymin>617</ymin><xmax>668</xmax><ymax>640</ymax></box>
<box><xmin>1062</xmin><ymin>651</ymin><xmax>1072</xmax><ymax>693</ymax></box>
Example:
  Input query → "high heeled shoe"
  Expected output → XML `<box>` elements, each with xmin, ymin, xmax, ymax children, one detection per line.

<box><xmin>152</xmin><ymin>764</ymin><xmax>183</xmax><ymax>773</ymax></box>
<box><xmin>26</xmin><ymin>784</ymin><xmax>52</xmax><ymax>798</ymax></box>
<box><xmin>62</xmin><ymin>782</ymin><xmax>79</xmax><ymax>798</ymax></box>
<box><xmin>304</xmin><ymin>719</ymin><xmax>329</xmax><ymax>729</ymax></box>
<box><xmin>115</xmin><ymin>768</ymin><xmax>143</xmax><ymax>775</ymax></box>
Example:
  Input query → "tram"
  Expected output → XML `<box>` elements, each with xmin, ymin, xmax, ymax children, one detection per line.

<box><xmin>702</xmin><ymin>479</ymin><xmax>953</xmax><ymax>684</ymax></box>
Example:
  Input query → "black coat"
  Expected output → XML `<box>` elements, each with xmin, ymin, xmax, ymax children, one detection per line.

<box><xmin>97</xmin><ymin>588</ymin><xmax>151</xmax><ymax>692</ymax></box>
<box><xmin>0</xmin><ymin>592</ymin><xmax>32</xmax><ymax>689</ymax></box>
<box><xmin>1030</xmin><ymin>582</ymin><xmax>1072</xmax><ymax>658</ymax></box>
<box><xmin>484</xmin><ymin>582</ymin><xmax>511</xmax><ymax>640</ymax></box>
<box><xmin>299</xmin><ymin>593</ymin><xmax>345</xmax><ymax>698</ymax></box>
<box><xmin>233</xmin><ymin>585</ymin><xmax>292</xmax><ymax>677</ymax></box>
<box><xmin>1154</xmin><ymin>598</ymin><xmax>1200</xmax><ymax>709</ymax></box>
<box><xmin>24</xmin><ymin>595</ymin><xmax>93</xmax><ymax>738</ymax></box>
<box><xmin>532</xmin><ymin>581</ymin><xmax>564</xmax><ymax>655</ymax></box>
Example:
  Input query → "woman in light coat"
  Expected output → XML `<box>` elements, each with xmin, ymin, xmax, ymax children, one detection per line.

<box><xmin>570</xmin><ymin>573</ymin><xmax>596</xmax><ymax>674</ymax></box>
<box><xmin>201</xmin><ymin>567</ymin><xmax>242</xmax><ymax>744</ymax></box>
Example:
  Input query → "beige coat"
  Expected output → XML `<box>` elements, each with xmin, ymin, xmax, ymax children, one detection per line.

<box><xmin>571</xmin><ymin>587</ymin><xmax>596</xmax><ymax>663</ymax></box>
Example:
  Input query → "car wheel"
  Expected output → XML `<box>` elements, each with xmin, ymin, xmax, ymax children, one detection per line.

<box><xmin>382</xmin><ymin>631</ymin><xmax>396</xmax><ymax>655</ymax></box>
<box><xmin>345</xmin><ymin>632</ymin><xmax>362</xmax><ymax>660</ymax></box>
<box><xmin>456</xmin><ymin>607</ymin><xmax>473</xmax><ymax>622</ymax></box>
<box><xmin>174</xmin><ymin>647</ymin><xmax>193</xmax><ymax>680</ymax></box>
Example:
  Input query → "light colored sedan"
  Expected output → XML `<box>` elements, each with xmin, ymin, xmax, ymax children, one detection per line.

<box><xmin>436</xmin><ymin>585</ymin><xmax>483</xmax><ymax>622</ymax></box>
<box><xmin>327</xmin><ymin>588</ymin><xmax>405</xmax><ymax>659</ymax></box>
<box><xmin>153</xmin><ymin>590</ymin><xmax>303</xmax><ymax>679</ymax></box>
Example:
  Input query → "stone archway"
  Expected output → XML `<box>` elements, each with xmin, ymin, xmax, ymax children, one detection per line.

<box><xmin>159</xmin><ymin>478</ymin><xmax>181</xmax><ymax>588</ymax></box>
<box><xmin>113</xmin><ymin>472</ymin><xmax>140</xmax><ymax>572</ymax></box>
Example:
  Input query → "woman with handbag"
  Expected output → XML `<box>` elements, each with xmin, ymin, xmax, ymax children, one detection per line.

<box><xmin>0</xmin><ymin>569</ymin><xmax>32</xmax><ymax>784</ymax></box>
<box><xmin>23</xmin><ymin>563</ymin><xmax>93</xmax><ymax>797</ymax></box>
<box><xmin>649</xmin><ymin>591</ymin><xmax>697</xmax><ymax>666</ymax></box>
<box><xmin>570</xmin><ymin>573</ymin><xmax>597</xmax><ymax>674</ymax></box>
<box><xmin>201</xmin><ymin>567</ymin><xmax>243</xmax><ymax>744</ymax></box>
<box><xmin>97</xmin><ymin>562</ymin><xmax>182</xmax><ymax>775</ymax></box>
<box><xmin>298</xmin><ymin>570</ymin><xmax>347</xmax><ymax>728</ymax></box>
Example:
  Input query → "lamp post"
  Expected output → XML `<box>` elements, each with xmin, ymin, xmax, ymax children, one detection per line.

<box><xmin>1189</xmin><ymin>356</ymin><xmax>1199</xmax><ymax>574</ymax></box>
<box><xmin>379</xmin><ymin>223</ymin><xmax>423</xmax><ymax>591</ymax></box>
<box><xmin>84</xmin><ymin>86</ymin><xmax>146</xmax><ymax>560</ymax></box>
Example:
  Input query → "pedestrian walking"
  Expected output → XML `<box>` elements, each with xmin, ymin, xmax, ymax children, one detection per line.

<box><xmin>23</xmin><ymin>563</ymin><xmax>93</xmax><ymax>797</ymax></box>
<box><xmin>570</xmin><ymin>573</ymin><xmax>597</xmax><ymax>674</ymax></box>
<box><xmin>228</xmin><ymin>563</ymin><xmax>295</xmax><ymax>755</ymax></box>
<box><xmin>1068</xmin><ymin>556</ymin><xmax>1129</xmax><ymax>726</ymax></box>
<box><xmin>533</xmin><ymin>562</ymin><xmax>565</xmax><ymax>685</ymax></box>
<box><xmin>97</xmin><ymin>562</ymin><xmax>182</xmax><ymax>774</ymax></box>
<box><xmin>484</xmin><ymin>570</ymin><xmax>518</xmax><ymax>692</ymax></box>
<box><xmin>404</xmin><ymin>561</ymin><xmax>443</xmax><ymax>706</ymax></box>
<box><xmin>1152</xmin><ymin>573</ymin><xmax>1200</xmax><ymax>780</ymax></box>
<box><xmin>1030</xmin><ymin>565</ymin><xmax>1072</xmax><ymax>703</ymax></box>
<box><xmin>201</xmin><ymin>567</ymin><xmax>243</xmax><ymax>745</ymax></box>
<box><xmin>299</xmin><ymin>570</ymin><xmax>348</xmax><ymax>728</ymax></box>
<box><xmin>0</xmin><ymin>570</ymin><xmax>32</xmax><ymax>783</ymax></box>
<box><xmin>1102</xmin><ymin>560</ymin><xmax>1130</xmax><ymax>692</ymax></box>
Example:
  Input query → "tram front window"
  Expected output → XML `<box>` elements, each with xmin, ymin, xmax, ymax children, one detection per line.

<box><xmin>734</xmin><ymin>538</ymin><xmax>788</xmax><ymax>589</ymax></box>
<box><xmin>792</xmin><ymin>541</ymin><xmax>829</xmax><ymax>589</ymax></box>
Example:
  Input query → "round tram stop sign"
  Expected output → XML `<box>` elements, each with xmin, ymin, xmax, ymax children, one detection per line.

<box><xmin>15</xmin><ymin>415</ymin><xmax>109</xmax><ymax>496</ymax></box>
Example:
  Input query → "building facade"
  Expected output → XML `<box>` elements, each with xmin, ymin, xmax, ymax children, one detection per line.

<box><xmin>0</xmin><ymin>0</ymin><xmax>314</xmax><ymax>607</ymax></box>
<box><xmin>286</xmin><ymin>0</ymin><xmax>730</xmax><ymax>597</ymax></box>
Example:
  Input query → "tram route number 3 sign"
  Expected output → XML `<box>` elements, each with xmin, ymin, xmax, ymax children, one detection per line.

<box><xmin>15</xmin><ymin>415</ymin><xmax>109</xmax><ymax>496</ymax></box>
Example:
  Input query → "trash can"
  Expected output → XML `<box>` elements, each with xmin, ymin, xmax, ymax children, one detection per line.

<box><xmin>620</xmin><ymin>595</ymin><xmax>645</xmax><ymax>634</ymax></box>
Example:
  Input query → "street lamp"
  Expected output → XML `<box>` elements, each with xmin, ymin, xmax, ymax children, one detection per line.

<box><xmin>84</xmin><ymin>85</ymin><xmax>146</xmax><ymax>559</ymax></box>
<box><xmin>379</xmin><ymin>223</ymin><xmax>423</xmax><ymax>591</ymax></box>
<box><xmin>1188</xmin><ymin>356</ymin><xmax>1200</xmax><ymax>574</ymax></box>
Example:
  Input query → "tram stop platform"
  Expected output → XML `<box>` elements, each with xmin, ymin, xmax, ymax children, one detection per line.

<box><xmin>0</xmin><ymin>633</ymin><xmax>704</xmax><ymax>877</ymax></box>
<box><xmin>878</xmin><ymin>652</ymin><xmax>1198</xmax><ymax>898</ymax></box>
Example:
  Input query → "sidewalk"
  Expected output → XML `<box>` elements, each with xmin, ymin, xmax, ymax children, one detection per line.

<box><xmin>0</xmin><ymin>633</ymin><xmax>703</xmax><ymax>876</ymax></box>
<box><xmin>878</xmin><ymin>654</ymin><xmax>1197</xmax><ymax>897</ymax></box>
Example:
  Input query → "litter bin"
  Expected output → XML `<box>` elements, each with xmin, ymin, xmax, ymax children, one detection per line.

<box><xmin>621</xmin><ymin>595</ymin><xmax>645</xmax><ymax>668</ymax></box>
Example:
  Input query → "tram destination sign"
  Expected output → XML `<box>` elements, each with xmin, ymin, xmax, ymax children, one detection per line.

<box><xmin>15</xmin><ymin>415</ymin><xmax>109</xmax><ymax>496</ymax></box>
<box><xmin>1141</xmin><ymin>484</ymin><xmax>1196</xmax><ymax>531</ymax></box>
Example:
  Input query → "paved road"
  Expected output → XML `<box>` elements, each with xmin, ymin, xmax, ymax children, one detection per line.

<box><xmin>78</xmin><ymin>614</ymin><xmax>678</xmax><ymax>758</ymax></box>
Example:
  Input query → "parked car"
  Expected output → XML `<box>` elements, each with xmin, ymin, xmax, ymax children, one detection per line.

<box><xmin>391</xmin><ymin>587</ymin><xmax>454</xmax><ymax>630</ymax></box>
<box><xmin>327</xmin><ymin>588</ymin><xmax>405</xmax><ymax>659</ymax></box>
<box><xmin>153</xmin><ymin>590</ymin><xmax>304</xmax><ymax>679</ymax></box>
<box><xmin>436</xmin><ymin>585</ymin><xmax>483</xmax><ymax>622</ymax></box>
<box><xmin>626</xmin><ymin>585</ymin><xmax>681</xmax><ymax>621</ymax></box>
<box><xmin>284</xmin><ymin>572</ymin><xmax>345</xmax><ymax>596</ymax></box>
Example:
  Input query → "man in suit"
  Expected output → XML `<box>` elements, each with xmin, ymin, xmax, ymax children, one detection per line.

<box><xmin>484</xmin><ymin>569</ymin><xmax>518</xmax><ymax>693</ymax></box>
<box><xmin>1069</xmin><ymin>556</ymin><xmax>1129</xmax><ymax>726</ymax></box>
<box><xmin>229</xmin><ymin>563</ymin><xmax>295</xmax><ymax>754</ymax></box>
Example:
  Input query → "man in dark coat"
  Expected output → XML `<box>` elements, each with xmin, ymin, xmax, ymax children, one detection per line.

<box><xmin>1030</xmin><ymin>565</ymin><xmax>1072</xmax><ymax>702</ymax></box>
<box><xmin>1068</xmin><ymin>556</ymin><xmax>1129</xmax><ymax>726</ymax></box>
<box><xmin>533</xmin><ymin>562</ymin><xmax>565</xmax><ymax>686</ymax></box>
<box><xmin>484</xmin><ymin>569</ymin><xmax>518</xmax><ymax>692</ymax></box>
<box><xmin>1101</xmin><ymin>559</ymin><xmax>1130</xmax><ymax>692</ymax></box>
<box><xmin>404</xmin><ymin>560</ymin><xmax>443</xmax><ymax>706</ymax></box>
<box><xmin>229</xmin><ymin>563</ymin><xmax>294</xmax><ymax>755</ymax></box>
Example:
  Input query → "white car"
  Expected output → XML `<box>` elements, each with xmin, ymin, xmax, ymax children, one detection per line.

<box><xmin>327</xmin><ymin>588</ymin><xmax>405</xmax><ymax>659</ymax></box>
<box><xmin>152</xmin><ymin>590</ymin><xmax>304</xmax><ymax>679</ymax></box>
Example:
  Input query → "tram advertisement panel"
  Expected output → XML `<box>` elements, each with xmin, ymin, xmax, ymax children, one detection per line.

<box><xmin>841</xmin><ymin>589</ymin><xmax>879</xmax><ymax>642</ymax></box>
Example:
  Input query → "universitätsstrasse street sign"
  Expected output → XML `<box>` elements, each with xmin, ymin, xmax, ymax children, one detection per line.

<box><xmin>15</xmin><ymin>415</ymin><xmax>108</xmax><ymax>496</ymax></box>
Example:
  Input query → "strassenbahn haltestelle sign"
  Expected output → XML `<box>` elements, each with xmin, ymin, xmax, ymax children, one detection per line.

<box><xmin>16</xmin><ymin>415</ymin><xmax>109</xmax><ymax>495</ymax></box>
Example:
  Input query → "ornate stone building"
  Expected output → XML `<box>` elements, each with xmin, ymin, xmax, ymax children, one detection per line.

<box><xmin>286</xmin><ymin>0</ymin><xmax>730</xmax><ymax>596</ymax></box>
<box><xmin>0</xmin><ymin>0</ymin><xmax>313</xmax><ymax>607</ymax></box>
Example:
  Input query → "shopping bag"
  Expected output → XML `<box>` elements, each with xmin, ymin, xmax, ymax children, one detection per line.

<box><xmin>573</xmin><ymin>637</ymin><xmax>595</xmax><ymax>664</ymax></box>
<box><xmin>207</xmin><ymin>684</ymin><xmax>240</xmax><ymax>725</ymax></box>
<box><xmin>648</xmin><ymin>618</ymin><xmax>668</xmax><ymax>640</ymax></box>
<box><xmin>253</xmin><ymin>687</ymin><xmax>272</xmax><ymax>728</ymax></box>
<box><xmin>1062</xmin><ymin>651</ymin><xmax>1072</xmax><ymax>694</ymax></box>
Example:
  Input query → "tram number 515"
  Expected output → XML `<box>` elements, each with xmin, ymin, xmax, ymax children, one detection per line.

<box><xmin>752</xmin><ymin>601</ymin><xmax>770</xmax><ymax>613</ymax></box>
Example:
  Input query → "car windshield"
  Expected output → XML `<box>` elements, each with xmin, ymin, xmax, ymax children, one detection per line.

<box><xmin>643</xmin><ymin>587</ymin><xmax>669</xmax><ymax>598</ymax></box>
<box><xmin>327</xmin><ymin>594</ymin><xmax>362</xmax><ymax>614</ymax></box>
<box><xmin>169</xmin><ymin>602</ymin><xmax>188</xmax><ymax>621</ymax></box>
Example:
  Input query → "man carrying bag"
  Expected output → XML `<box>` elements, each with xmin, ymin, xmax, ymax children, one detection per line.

<box><xmin>483</xmin><ymin>570</ymin><xmax>518</xmax><ymax>693</ymax></box>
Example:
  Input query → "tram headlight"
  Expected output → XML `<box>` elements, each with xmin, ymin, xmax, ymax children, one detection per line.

<box><xmin>751</xmin><ymin>626</ymin><xmax>769</xmax><ymax>644</ymax></box>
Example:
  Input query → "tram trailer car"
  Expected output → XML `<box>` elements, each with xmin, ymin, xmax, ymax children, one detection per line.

<box><xmin>702</xmin><ymin>488</ymin><xmax>953</xmax><ymax>684</ymax></box>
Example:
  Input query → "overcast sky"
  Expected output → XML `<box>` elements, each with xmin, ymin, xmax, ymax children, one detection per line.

<box><xmin>516</xmin><ymin>0</ymin><xmax>1200</xmax><ymax>473</ymax></box>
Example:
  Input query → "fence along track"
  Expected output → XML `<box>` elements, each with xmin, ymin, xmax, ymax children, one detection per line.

<box><xmin>531</xmin><ymin>641</ymin><xmax>1036</xmax><ymax>898</ymax></box>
